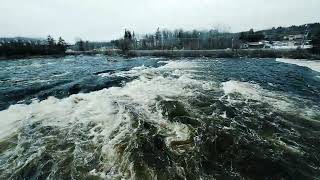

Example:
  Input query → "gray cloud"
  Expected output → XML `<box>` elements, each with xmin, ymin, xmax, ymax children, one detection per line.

<box><xmin>0</xmin><ymin>0</ymin><xmax>319</xmax><ymax>42</ymax></box>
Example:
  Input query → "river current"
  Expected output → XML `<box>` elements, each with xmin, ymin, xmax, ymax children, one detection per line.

<box><xmin>0</xmin><ymin>56</ymin><xmax>319</xmax><ymax>179</ymax></box>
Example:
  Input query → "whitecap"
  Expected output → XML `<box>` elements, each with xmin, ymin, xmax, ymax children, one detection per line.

<box><xmin>221</xmin><ymin>80</ymin><xmax>320</xmax><ymax>120</ymax></box>
<box><xmin>221</xmin><ymin>80</ymin><xmax>292</xmax><ymax>111</ymax></box>
<box><xmin>0</xmin><ymin>60</ymin><xmax>206</xmax><ymax>178</ymax></box>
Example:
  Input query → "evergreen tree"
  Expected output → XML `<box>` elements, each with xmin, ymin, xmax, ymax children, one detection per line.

<box><xmin>57</xmin><ymin>37</ymin><xmax>67</xmax><ymax>52</ymax></box>
<box><xmin>118</xmin><ymin>29</ymin><xmax>133</xmax><ymax>52</ymax></box>
<box><xmin>47</xmin><ymin>35</ymin><xmax>56</xmax><ymax>46</ymax></box>
<box><xmin>128</xmin><ymin>31</ymin><xmax>132</xmax><ymax>40</ymax></box>
<box><xmin>132</xmin><ymin>31</ymin><xmax>135</xmax><ymax>39</ymax></box>
<box><xmin>77</xmin><ymin>39</ymin><xmax>85</xmax><ymax>51</ymax></box>
<box><xmin>124</xmin><ymin>29</ymin><xmax>129</xmax><ymax>39</ymax></box>
<box><xmin>57</xmin><ymin>37</ymin><xmax>66</xmax><ymax>46</ymax></box>
<box><xmin>155</xmin><ymin>28</ymin><xmax>161</xmax><ymax>48</ymax></box>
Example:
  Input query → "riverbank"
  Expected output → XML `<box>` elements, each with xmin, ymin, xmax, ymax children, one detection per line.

<box><xmin>124</xmin><ymin>49</ymin><xmax>320</xmax><ymax>60</ymax></box>
<box><xmin>66</xmin><ymin>49</ymin><xmax>320</xmax><ymax>60</ymax></box>
<box><xmin>2</xmin><ymin>49</ymin><xmax>319</xmax><ymax>60</ymax></box>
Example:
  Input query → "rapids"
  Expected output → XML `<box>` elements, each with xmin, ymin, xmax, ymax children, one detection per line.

<box><xmin>0</xmin><ymin>56</ymin><xmax>319</xmax><ymax>179</ymax></box>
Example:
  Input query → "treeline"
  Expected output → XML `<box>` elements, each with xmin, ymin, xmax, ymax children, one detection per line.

<box><xmin>239</xmin><ymin>29</ymin><xmax>264</xmax><ymax>42</ymax></box>
<box><xmin>0</xmin><ymin>36</ymin><xmax>67</xmax><ymax>58</ymax></box>
<box><xmin>112</xmin><ymin>23</ymin><xmax>320</xmax><ymax>53</ymax></box>
<box><xmin>259</xmin><ymin>23</ymin><xmax>320</xmax><ymax>41</ymax></box>
<box><xmin>73</xmin><ymin>40</ymin><xmax>114</xmax><ymax>51</ymax></box>
<box><xmin>111</xmin><ymin>30</ymin><xmax>136</xmax><ymax>52</ymax></box>
<box><xmin>112</xmin><ymin>28</ymin><xmax>240</xmax><ymax>51</ymax></box>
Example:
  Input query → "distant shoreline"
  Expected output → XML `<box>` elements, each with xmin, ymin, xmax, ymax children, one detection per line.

<box><xmin>70</xmin><ymin>49</ymin><xmax>320</xmax><ymax>60</ymax></box>
<box><xmin>125</xmin><ymin>49</ymin><xmax>320</xmax><ymax>60</ymax></box>
<box><xmin>1</xmin><ymin>49</ymin><xmax>320</xmax><ymax>60</ymax></box>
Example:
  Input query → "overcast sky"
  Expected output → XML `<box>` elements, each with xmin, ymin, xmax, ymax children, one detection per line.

<box><xmin>0</xmin><ymin>0</ymin><xmax>319</xmax><ymax>42</ymax></box>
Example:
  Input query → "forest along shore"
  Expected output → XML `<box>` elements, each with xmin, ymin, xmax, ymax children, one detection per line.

<box><xmin>65</xmin><ymin>49</ymin><xmax>320</xmax><ymax>60</ymax></box>
<box><xmin>2</xmin><ymin>49</ymin><xmax>319</xmax><ymax>60</ymax></box>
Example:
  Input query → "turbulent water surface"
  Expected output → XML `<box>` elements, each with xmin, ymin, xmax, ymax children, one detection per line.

<box><xmin>0</xmin><ymin>56</ymin><xmax>320</xmax><ymax>179</ymax></box>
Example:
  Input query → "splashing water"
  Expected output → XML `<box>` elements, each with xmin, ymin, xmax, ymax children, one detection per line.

<box><xmin>0</xmin><ymin>56</ymin><xmax>320</xmax><ymax>179</ymax></box>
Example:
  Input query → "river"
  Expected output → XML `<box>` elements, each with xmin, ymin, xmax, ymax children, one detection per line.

<box><xmin>0</xmin><ymin>56</ymin><xmax>319</xmax><ymax>179</ymax></box>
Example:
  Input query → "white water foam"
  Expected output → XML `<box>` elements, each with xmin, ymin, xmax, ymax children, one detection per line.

<box><xmin>276</xmin><ymin>58</ymin><xmax>320</xmax><ymax>73</ymax></box>
<box><xmin>221</xmin><ymin>80</ymin><xmax>320</xmax><ymax>119</ymax></box>
<box><xmin>0</xmin><ymin>60</ymin><xmax>207</xmax><ymax>178</ymax></box>
<box><xmin>222</xmin><ymin>80</ymin><xmax>262</xmax><ymax>100</ymax></box>
<box><xmin>99</xmin><ymin>60</ymin><xmax>199</xmax><ymax>79</ymax></box>
<box><xmin>0</xmin><ymin>61</ymin><xmax>200</xmax><ymax>137</ymax></box>
<box><xmin>221</xmin><ymin>80</ymin><xmax>292</xmax><ymax>111</ymax></box>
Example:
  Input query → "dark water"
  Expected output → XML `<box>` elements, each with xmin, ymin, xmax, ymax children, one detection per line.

<box><xmin>0</xmin><ymin>56</ymin><xmax>319</xmax><ymax>179</ymax></box>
